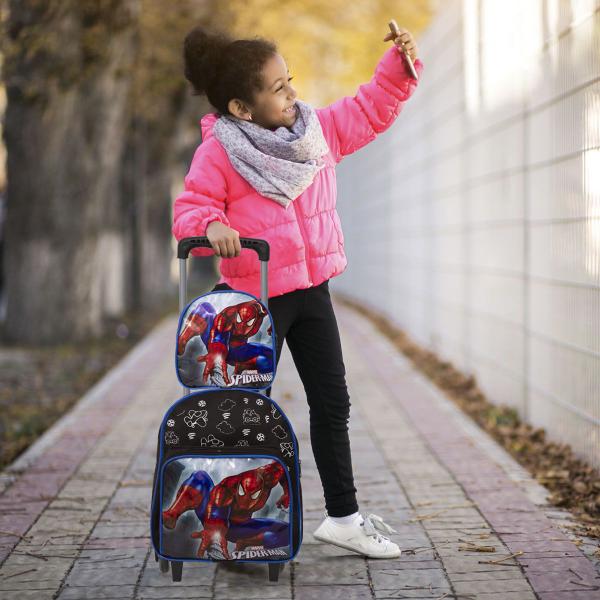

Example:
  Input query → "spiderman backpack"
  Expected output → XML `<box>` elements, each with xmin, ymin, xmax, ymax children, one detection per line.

<box><xmin>150</xmin><ymin>236</ymin><xmax>303</xmax><ymax>583</ymax></box>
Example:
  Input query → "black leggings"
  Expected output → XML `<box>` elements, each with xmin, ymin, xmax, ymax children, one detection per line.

<box><xmin>211</xmin><ymin>280</ymin><xmax>358</xmax><ymax>517</ymax></box>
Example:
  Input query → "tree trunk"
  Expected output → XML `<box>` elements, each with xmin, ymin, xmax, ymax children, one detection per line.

<box><xmin>2</xmin><ymin>0</ymin><xmax>140</xmax><ymax>343</ymax></box>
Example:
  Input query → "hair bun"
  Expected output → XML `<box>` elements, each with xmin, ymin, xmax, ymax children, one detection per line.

<box><xmin>182</xmin><ymin>27</ymin><xmax>278</xmax><ymax>115</ymax></box>
<box><xmin>183</xmin><ymin>26</ymin><xmax>232</xmax><ymax>96</ymax></box>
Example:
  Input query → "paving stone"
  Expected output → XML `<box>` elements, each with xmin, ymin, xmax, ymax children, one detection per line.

<box><xmin>138</xmin><ymin>586</ymin><xmax>213</xmax><ymax>599</ymax></box>
<box><xmin>449</xmin><ymin>570</ymin><xmax>534</xmax><ymax>582</ymax></box>
<box><xmin>91</xmin><ymin>523</ymin><xmax>150</xmax><ymax>539</ymax></box>
<box><xmin>84</xmin><ymin>537</ymin><xmax>150</xmax><ymax>550</ymax></box>
<box><xmin>369</xmin><ymin>559</ymin><xmax>441</xmax><ymax>571</ymax></box>
<box><xmin>424</xmin><ymin>553</ymin><xmax>519</xmax><ymax>575</ymax></box>
<box><xmin>518</xmin><ymin>556</ymin><xmax>598</xmax><ymax>573</ymax></box>
<box><xmin>77</xmin><ymin>547</ymin><xmax>147</xmax><ymax>568</ymax></box>
<box><xmin>64</xmin><ymin>565</ymin><xmax>140</xmax><ymax>587</ymax></box>
<box><xmin>337</xmin><ymin>308</ymin><xmax>599</xmax><ymax>600</ymax></box>
<box><xmin>1</xmin><ymin>591</ymin><xmax>57</xmax><ymax>600</ymax></box>
<box><xmin>213</xmin><ymin>566</ymin><xmax>292</xmax><ymax>598</ymax></box>
<box><xmin>373</xmin><ymin>588</ymin><xmax>450</xmax><ymax>599</ymax></box>
<box><xmin>370</xmin><ymin>567</ymin><xmax>450</xmax><ymax>591</ymax></box>
<box><xmin>2</xmin><ymin>305</ymin><xmax>599</xmax><ymax>600</ymax></box>
<box><xmin>537</xmin><ymin>592</ymin><xmax>600</xmax><ymax>600</ymax></box>
<box><xmin>454</xmin><ymin>577</ymin><xmax>536</xmax><ymax>594</ymax></box>
<box><xmin>213</xmin><ymin>564</ymin><xmax>290</xmax><ymax>589</ymax></box>
<box><xmin>295</xmin><ymin>585</ymin><xmax>372</xmax><ymax>600</ymax></box>
<box><xmin>526</xmin><ymin>570</ymin><xmax>600</xmax><ymax>592</ymax></box>
<box><xmin>57</xmin><ymin>585</ymin><xmax>136</xmax><ymax>599</ymax></box>
<box><xmin>293</xmin><ymin>560</ymin><xmax>369</xmax><ymax>584</ymax></box>
<box><xmin>295</xmin><ymin>544</ymin><xmax>361</xmax><ymax>561</ymax></box>
<box><xmin>0</xmin><ymin>578</ymin><xmax>64</xmax><ymax>592</ymax></box>
<box><xmin>456</xmin><ymin>594</ymin><xmax>537</xmax><ymax>600</ymax></box>
<box><xmin>139</xmin><ymin>559</ymin><xmax>215</xmax><ymax>587</ymax></box>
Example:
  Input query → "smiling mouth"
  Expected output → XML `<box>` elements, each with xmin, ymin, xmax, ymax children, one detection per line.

<box><xmin>283</xmin><ymin>104</ymin><xmax>296</xmax><ymax>114</ymax></box>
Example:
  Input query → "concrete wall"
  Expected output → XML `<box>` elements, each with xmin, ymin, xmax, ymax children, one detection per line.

<box><xmin>334</xmin><ymin>0</ymin><xmax>600</xmax><ymax>468</ymax></box>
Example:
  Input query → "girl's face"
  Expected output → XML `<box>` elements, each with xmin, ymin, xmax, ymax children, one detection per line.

<box><xmin>230</xmin><ymin>53</ymin><xmax>298</xmax><ymax>130</ymax></box>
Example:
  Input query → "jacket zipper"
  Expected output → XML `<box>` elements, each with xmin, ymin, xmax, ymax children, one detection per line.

<box><xmin>292</xmin><ymin>201</ymin><xmax>312</xmax><ymax>286</ymax></box>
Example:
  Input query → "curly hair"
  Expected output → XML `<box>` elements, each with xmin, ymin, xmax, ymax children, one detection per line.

<box><xmin>183</xmin><ymin>26</ymin><xmax>278</xmax><ymax>116</ymax></box>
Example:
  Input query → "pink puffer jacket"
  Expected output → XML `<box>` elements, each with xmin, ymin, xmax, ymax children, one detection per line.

<box><xmin>172</xmin><ymin>45</ymin><xmax>424</xmax><ymax>299</ymax></box>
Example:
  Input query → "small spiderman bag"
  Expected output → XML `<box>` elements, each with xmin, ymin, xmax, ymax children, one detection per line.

<box><xmin>150</xmin><ymin>237</ymin><xmax>303</xmax><ymax>583</ymax></box>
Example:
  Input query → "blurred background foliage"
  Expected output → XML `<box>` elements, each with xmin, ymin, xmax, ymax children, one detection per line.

<box><xmin>0</xmin><ymin>0</ymin><xmax>431</xmax><ymax>345</ymax></box>
<box><xmin>213</xmin><ymin>0</ymin><xmax>431</xmax><ymax>106</ymax></box>
<box><xmin>0</xmin><ymin>0</ymin><xmax>431</xmax><ymax>467</ymax></box>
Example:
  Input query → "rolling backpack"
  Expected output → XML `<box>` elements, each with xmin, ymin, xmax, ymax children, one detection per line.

<box><xmin>150</xmin><ymin>237</ymin><xmax>303</xmax><ymax>583</ymax></box>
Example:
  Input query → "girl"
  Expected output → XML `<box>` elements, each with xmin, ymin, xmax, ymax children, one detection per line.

<box><xmin>172</xmin><ymin>24</ymin><xmax>423</xmax><ymax>559</ymax></box>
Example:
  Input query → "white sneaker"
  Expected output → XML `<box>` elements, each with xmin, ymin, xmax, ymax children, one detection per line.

<box><xmin>312</xmin><ymin>511</ymin><xmax>402</xmax><ymax>559</ymax></box>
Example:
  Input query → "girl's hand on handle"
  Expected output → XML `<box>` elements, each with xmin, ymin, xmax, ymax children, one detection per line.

<box><xmin>206</xmin><ymin>220</ymin><xmax>242</xmax><ymax>258</ymax></box>
<box><xmin>383</xmin><ymin>25</ymin><xmax>418</xmax><ymax>63</ymax></box>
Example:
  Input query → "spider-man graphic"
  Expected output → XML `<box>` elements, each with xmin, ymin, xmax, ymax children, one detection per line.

<box><xmin>177</xmin><ymin>298</ymin><xmax>273</xmax><ymax>385</ymax></box>
<box><xmin>162</xmin><ymin>460</ymin><xmax>290</xmax><ymax>559</ymax></box>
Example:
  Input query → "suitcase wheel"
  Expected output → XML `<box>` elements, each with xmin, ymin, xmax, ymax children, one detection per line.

<box><xmin>171</xmin><ymin>561</ymin><xmax>183</xmax><ymax>582</ymax></box>
<box><xmin>268</xmin><ymin>562</ymin><xmax>285</xmax><ymax>582</ymax></box>
<box><xmin>159</xmin><ymin>558</ymin><xmax>169</xmax><ymax>574</ymax></box>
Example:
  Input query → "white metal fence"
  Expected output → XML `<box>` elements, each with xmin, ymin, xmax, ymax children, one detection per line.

<box><xmin>334</xmin><ymin>0</ymin><xmax>600</xmax><ymax>468</ymax></box>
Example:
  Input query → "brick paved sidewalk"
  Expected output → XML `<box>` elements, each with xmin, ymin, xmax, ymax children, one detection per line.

<box><xmin>1</xmin><ymin>299</ymin><xmax>599</xmax><ymax>599</ymax></box>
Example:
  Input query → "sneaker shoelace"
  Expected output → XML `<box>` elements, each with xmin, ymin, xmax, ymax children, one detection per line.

<box><xmin>360</xmin><ymin>513</ymin><xmax>397</xmax><ymax>544</ymax></box>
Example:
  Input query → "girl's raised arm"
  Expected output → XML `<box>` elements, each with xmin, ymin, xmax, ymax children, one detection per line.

<box><xmin>316</xmin><ymin>44</ymin><xmax>424</xmax><ymax>164</ymax></box>
<box><xmin>171</xmin><ymin>141</ymin><xmax>230</xmax><ymax>258</ymax></box>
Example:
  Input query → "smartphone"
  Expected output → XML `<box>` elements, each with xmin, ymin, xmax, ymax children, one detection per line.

<box><xmin>388</xmin><ymin>19</ymin><xmax>418</xmax><ymax>80</ymax></box>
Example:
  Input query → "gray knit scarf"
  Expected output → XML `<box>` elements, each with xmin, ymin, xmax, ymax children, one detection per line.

<box><xmin>212</xmin><ymin>99</ymin><xmax>330</xmax><ymax>208</ymax></box>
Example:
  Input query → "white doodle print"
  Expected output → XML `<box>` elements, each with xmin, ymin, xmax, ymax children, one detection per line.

<box><xmin>222</xmin><ymin>412</ymin><xmax>231</xmax><ymax>419</ymax></box>
<box><xmin>184</xmin><ymin>410</ymin><xmax>208</xmax><ymax>429</ymax></box>
<box><xmin>256</xmin><ymin>398</ymin><xmax>264</xmax><ymax>406</ymax></box>
<box><xmin>271</xmin><ymin>405</ymin><xmax>281</xmax><ymax>419</ymax></box>
<box><xmin>243</xmin><ymin>409</ymin><xmax>261</xmax><ymax>424</ymax></box>
<box><xmin>265</xmin><ymin>415</ymin><xmax>270</xmax><ymax>423</ymax></box>
<box><xmin>235</xmin><ymin>439</ymin><xmax>249</xmax><ymax>446</ymax></box>
<box><xmin>165</xmin><ymin>431</ymin><xmax>179</xmax><ymax>445</ymax></box>
<box><xmin>188</xmin><ymin>432</ymin><xmax>196</xmax><ymax>440</ymax></box>
<box><xmin>216</xmin><ymin>421</ymin><xmax>235</xmax><ymax>435</ymax></box>
<box><xmin>280</xmin><ymin>442</ymin><xmax>294</xmax><ymax>457</ymax></box>
<box><xmin>256</xmin><ymin>433</ymin><xmax>265</xmax><ymax>442</ymax></box>
<box><xmin>200</xmin><ymin>434</ymin><xmax>224</xmax><ymax>447</ymax></box>
<box><xmin>167</xmin><ymin>419</ymin><xmax>175</xmax><ymax>427</ymax></box>
<box><xmin>242</xmin><ymin>429</ymin><xmax>250</xmax><ymax>437</ymax></box>
<box><xmin>243</xmin><ymin>397</ymin><xmax>249</xmax><ymax>404</ymax></box>
<box><xmin>271</xmin><ymin>424</ymin><xmax>288</xmax><ymax>439</ymax></box>
<box><xmin>219</xmin><ymin>398</ymin><xmax>236</xmax><ymax>411</ymax></box>
<box><xmin>197</xmin><ymin>400</ymin><xmax>206</xmax><ymax>407</ymax></box>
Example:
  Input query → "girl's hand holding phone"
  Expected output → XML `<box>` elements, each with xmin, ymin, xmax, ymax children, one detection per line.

<box><xmin>206</xmin><ymin>220</ymin><xmax>242</xmax><ymax>258</ymax></box>
<box><xmin>383</xmin><ymin>23</ymin><xmax>419</xmax><ymax>63</ymax></box>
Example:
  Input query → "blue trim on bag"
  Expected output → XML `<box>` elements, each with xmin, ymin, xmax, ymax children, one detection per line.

<box><xmin>150</xmin><ymin>389</ymin><xmax>303</xmax><ymax>563</ymax></box>
<box><xmin>157</xmin><ymin>453</ymin><xmax>293</xmax><ymax>564</ymax></box>
<box><xmin>174</xmin><ymin>289</ymin><xmax>278</xmax><ymax>393</ymax></box>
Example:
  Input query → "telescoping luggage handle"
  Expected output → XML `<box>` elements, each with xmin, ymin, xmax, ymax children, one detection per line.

<box><xmin>177</xmin><ymin>237</ymin><xmax>270</xmax><ymax>313</ymax></box>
